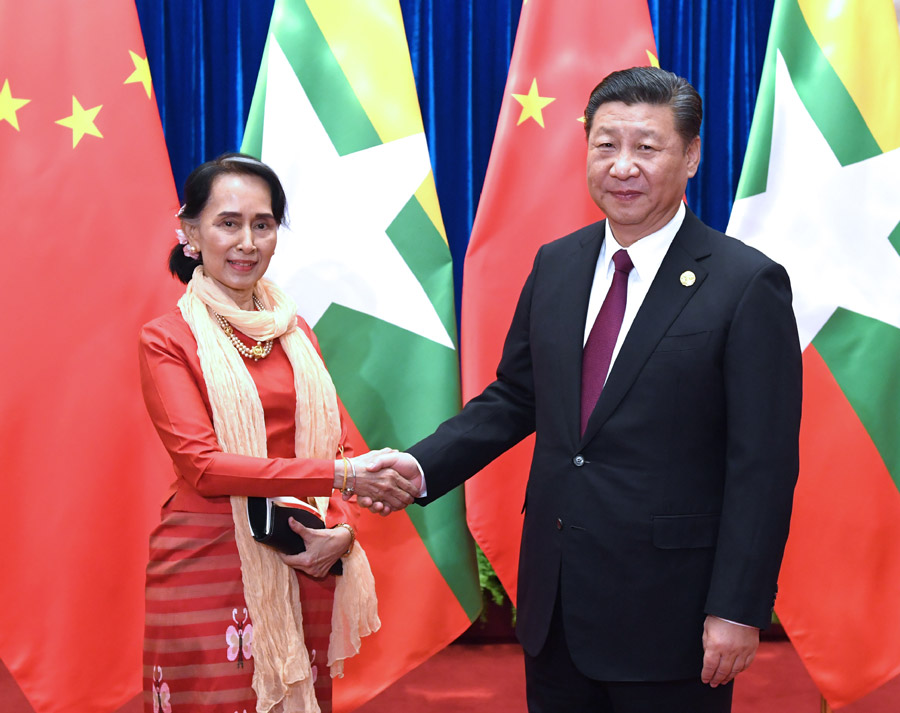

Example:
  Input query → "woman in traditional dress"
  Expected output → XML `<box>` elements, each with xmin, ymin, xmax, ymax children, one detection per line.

<box><xmin>139</xmin><ymin>153</ymin><xmax>418</xmax><ymax>713</ymax></box>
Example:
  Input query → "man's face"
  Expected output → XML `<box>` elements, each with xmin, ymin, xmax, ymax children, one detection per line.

<box><xmin>586</xmin><ymin>101</ymin><xmax>700</xmax><ymax>246</ymax></box>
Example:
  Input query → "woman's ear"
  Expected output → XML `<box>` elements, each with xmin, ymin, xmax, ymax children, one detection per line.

<box><xmin>181</xmin><ymin>221</ymin><xmax>202</xmax><ymax>255</ymax></box>
<box><xmin>182</xmin><ymin>221</ymin><xmax>200</xmax><ymax>247</ymax></box>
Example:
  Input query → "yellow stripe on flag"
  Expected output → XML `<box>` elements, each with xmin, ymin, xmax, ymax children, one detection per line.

<box><xmin>415</xmin><ymin>172</ymin><xmax>448</xmax><ymax>243</ymax></box>
<box><xmin>798</xmin><ymin>0</ymin><xmax>900</xmax><ymax>151</ymax></box>
<box><xmin>307</xmin><ymin>0</ymin><xmax>448</xmax><ymax>243</ymax></box>
<box><xmin>307</xmin><ymin>0</ymin><xmax>422</xmax><ymax>142</ymax></box>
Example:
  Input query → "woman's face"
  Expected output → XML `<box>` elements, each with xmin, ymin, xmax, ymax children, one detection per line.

<box><xmin>184</xmin><ymin>173</ymin><xmax>277</xmax><ymax>309</ymax></box>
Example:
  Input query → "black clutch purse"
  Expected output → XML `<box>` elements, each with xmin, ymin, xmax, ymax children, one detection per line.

<box><xmin>246</xmin><ymin>497</ymin><xmax>343</xmax><ymax>576</ymax></box>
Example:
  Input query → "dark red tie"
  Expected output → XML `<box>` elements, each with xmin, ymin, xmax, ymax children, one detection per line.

<box><xmin>581</xmin><ymin>249</ymin><xmax>634</xmax><ymax>434</ymax></box>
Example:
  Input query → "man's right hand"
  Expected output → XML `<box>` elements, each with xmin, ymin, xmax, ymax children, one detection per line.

<box><xmin>701</xmin><ymin>616</ymin><xmax>759</xmax><ymax>687</ymax></box>
<box><xmin>334</xmin><ymin>448</ymin><xmax>420</xmax><ymax>512</ymax></box>
<box><xmin>355</xmin><ymin>451</ymin><xmax>423</xmax><ymax>515</ymax></box>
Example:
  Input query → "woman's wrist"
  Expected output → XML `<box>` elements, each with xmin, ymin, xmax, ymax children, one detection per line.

<box><xmin>333</xmin><ymin>446</ymin><xmax>357</xmax><ymax>496</ymax></box>
<box><xmin>332</xmin><ymin>522</ymin><xmax>355</xmax><ymax>556</ymax></box>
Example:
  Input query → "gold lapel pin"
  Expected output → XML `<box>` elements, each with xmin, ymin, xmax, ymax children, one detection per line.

<box><xmin>680</xmin><ymin>270</ymin><xmax>696</xmax><ymax>287</ymax></box>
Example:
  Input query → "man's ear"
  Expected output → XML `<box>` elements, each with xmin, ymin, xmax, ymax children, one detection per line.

<box><xmin>685</xmin><ymin>136</ymin><xmax>701</xmax><ymax>178</ymax></box>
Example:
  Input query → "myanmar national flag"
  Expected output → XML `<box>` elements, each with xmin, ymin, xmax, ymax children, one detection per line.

<box><xmin>727</xmin><ymin>0</ymin><xmax>900</xmax><ymax>706</ymax></box>
<box><xmin>240</xmin><ymin>1</ymin><xmax>480</xmax><ymax>709</ymax></box>
<box><xmin>0</xmin><ymin>1</ymin><xmax>180</xmax><ymax>712</ymax></box>
<box><xmin>460</xmin><ymin>0</ymin><xmax>658</xmax><ymax>602</ymax></box>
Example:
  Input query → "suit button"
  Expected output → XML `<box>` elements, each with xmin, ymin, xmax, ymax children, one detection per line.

<box><xmin>556</xmin><ymin>518</ymin><xmax>563</xmax><ymax>530</ymax></box>
<box><xmin>573</xmin><ymin>455</ymin><xmax>585</xmax><ymax>467</ymax></box>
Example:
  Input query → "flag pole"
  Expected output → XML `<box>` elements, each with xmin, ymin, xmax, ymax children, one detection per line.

<box><xmin>820</xmin><ymin>695</ymin><xmax>833</xmax><ymax>713</ymax></box>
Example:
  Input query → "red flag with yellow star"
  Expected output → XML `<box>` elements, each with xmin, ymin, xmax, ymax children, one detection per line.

<box><xmin>0</xmin><ymin>2</ymin><xmax>179</xmax><ymax>711</ymax></box>
<box><xmin>461</xmin><ymin>0</ymin><xmax>657</xmax><ymax>602</ymax></box>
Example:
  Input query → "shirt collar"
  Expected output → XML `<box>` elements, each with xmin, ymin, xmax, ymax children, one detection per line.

<box><xmin>599</xmin><ymin>202</ymin><xmax>686</xmax><ymax>282</ymax></box>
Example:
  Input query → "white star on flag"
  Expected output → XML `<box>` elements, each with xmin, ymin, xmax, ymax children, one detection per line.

<box><xmin>728</xmin><ymin>50</ymin><xmax>900</xmax><ymax>350</ymax></box>
<box><xmin>260</xmin><ymin>35</ymin><xmax>454</xmax><ymax>349</ymax></box>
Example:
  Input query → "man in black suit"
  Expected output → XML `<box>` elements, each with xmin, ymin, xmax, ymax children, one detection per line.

<box><xmin>362</xmin><ymin>67</ymin><xmax>802</xmax><ymax>713</ymax></box>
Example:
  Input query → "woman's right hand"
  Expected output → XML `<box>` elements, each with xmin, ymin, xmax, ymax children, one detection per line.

<box><xmin>333</xmin><ymin>448</ymin><xmax>419</xmax><ymax>511</ymax></box>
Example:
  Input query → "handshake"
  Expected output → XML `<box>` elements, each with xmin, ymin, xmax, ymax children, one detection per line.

<box><xmin>333</xmin><ymin>448</ymin><xmax>422</xmax><ymax>515</ymax></box>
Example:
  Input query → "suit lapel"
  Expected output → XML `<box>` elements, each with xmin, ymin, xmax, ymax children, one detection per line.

<box><xmin>553</xmin><ymin>223</ymin><xmax>605</xmax><ymax>446</ymax></box>
<box><xmin>580</xmin><ymin>209</ymin><xmax>712</xmax><ymax>446</ymax></box>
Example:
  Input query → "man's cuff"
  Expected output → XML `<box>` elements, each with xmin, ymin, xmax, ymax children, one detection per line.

<box><xmin>710</xmin><ymin>615</ymin><xmax>757</xmax><ymax>629</ymax></box>
<box><xmin>411</xmin><ymin>456</ymin><xmax>427</xmax><ymax>498</ymax></box>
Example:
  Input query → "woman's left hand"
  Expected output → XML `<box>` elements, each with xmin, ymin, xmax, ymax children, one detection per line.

<box><xmin>277</xmin><ymin>517</ymin><xmax>352</xmax><ymax>578</ymax></box>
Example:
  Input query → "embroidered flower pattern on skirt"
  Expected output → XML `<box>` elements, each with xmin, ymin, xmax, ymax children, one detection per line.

<box><xmin>226</xmin><ymin>607</ymin><xmax>253</xmax><ymax>668</ymax></box>
<box><xmin>152</xmin><ymin>666</ymin><xmax>172</xmax><ymax>713</ymax></box>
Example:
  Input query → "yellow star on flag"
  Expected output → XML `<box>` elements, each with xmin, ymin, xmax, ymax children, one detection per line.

<box><xmin>0</xmin><ymin>79</ymin><xmax>30</xmax><ymax>131</ymax></box>
<box><xmin>124</xmin><ymin>50</ymin><xmax>153</xmax><ymax>98</ymax></box>
<box><xmin>647</xmin><ymin>50</ymin><xmax>660</xmax><ymax>68</ymax></box>
<box><xmin>55</xmin><ymin>96</ymin><xmax>103</xmax><ymax>148</ymax></box>
<box><xmin>512</xmin><ymin>78</ymin><xmax>555</xmax><ymax>128</ymax></box>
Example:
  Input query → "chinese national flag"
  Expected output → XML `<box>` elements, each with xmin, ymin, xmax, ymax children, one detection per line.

<box><xmin>0</xmin><ymin>2</ymin><xmax>180</xmax><ymax>712</ymax></box>
<box><xmin>461</xmin><ymin>0</ymin><xmax>658</xmax><ymax>601</ymax></box>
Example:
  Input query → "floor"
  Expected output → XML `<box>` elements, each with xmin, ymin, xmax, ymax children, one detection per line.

<box><xmin>2</xmin><ymin>638</ymin><xmax>898</xmax><ymax>711</ymax></box>
<box><xmin>355</xmin><ymin>639</ymin><xmax>900</xmax><ymax>713</ymax></box>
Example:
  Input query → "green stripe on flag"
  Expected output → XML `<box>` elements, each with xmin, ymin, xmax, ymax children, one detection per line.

<box><xmin>386</xmin><ymin>196</ymin><xmax>459</xmax><ymax>347</ymax></box>
<box><xmin>813</xmin><ymin>308</ymin><xmax>900</xmax><ymax>491</ymax></box>
<box><xmin>889</xmin><ymin>221</ymin><xmax>900</xmax><ymax>254</ymax></box>
<box><xmin>735</xmin><ymin>0</ymin><xmax>882</xmax><ymax>200</ymax></box>
<box><xmin>244</xmin><ymin>0</ymin><xmax>381</xmax><ymax>158</ymax></box>
<box><xmin>316</xmin><ymin>307</ymin><xmax>461</xmax><ymax>445</ymax></box>
<box><xmin>313</xmin><ymin>304</ymin><xmax>481</xmax><ymax>619</ymax></box>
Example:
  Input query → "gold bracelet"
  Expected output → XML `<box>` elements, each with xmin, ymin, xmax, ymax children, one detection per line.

<box><xmin>333</xmin><ymin>522</ymin><xmax>356</xmax><ymax>556</ymax></box>
<box><xmin>338</xmin><ymin>445</ymin><xmax>350</xmax><ymax>494</ymax></box>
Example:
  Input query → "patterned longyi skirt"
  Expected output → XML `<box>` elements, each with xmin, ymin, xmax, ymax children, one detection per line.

<box><xmin>143</xmin><ymin>507</ymin><xmax>335</xmax><ymax>713</ymax></box>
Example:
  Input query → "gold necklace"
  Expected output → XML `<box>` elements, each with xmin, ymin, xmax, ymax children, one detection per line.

<box><xmin>214</xmin><ymin>296</ymin><xmax>273</xmax><ymax>361</ymax></box>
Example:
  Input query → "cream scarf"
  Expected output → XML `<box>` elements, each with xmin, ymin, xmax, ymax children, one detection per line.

<box><xmin>178</xmin><ymin>267</ymin><xmax>380</xmax><ymax>713</ymax></box>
